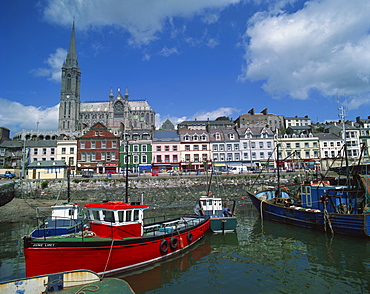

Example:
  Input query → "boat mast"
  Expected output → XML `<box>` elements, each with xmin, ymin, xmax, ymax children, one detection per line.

<box><xmin>338</xmin><ymin>103</ymin><xmax>350</xmax><ymax>185</ymax></box>
<box><xmin>276</xmin><ymin>143</ymin><xmax>281</xmax><ymax>198</ymax></box>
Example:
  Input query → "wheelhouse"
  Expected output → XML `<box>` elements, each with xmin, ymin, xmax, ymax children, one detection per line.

<box><xmin>85</xmin><ymin>201</ymin><xmax>149</xmax><ymax>239</ymax></box>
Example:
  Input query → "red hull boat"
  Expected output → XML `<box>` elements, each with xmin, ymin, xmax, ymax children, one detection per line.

<box><xmin>24</xmin><ymin>201</ymin><xmax>210</xmax><ymax>277</ymax></box>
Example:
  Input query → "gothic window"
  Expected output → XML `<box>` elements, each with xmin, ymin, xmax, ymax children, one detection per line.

<box><xmin>67</xmin><ymin>74</ymin><xmax>71</xmax><ymax>90</ymax></box>
<box><xmin>68</xmin><ymin>102</ymin><xmax>71</xmax><ymax>117</ymax></box>
<box><xmin>114</xmin><ymin>101</ymin><xmax>124</xmax><ymax>118</ymax></box>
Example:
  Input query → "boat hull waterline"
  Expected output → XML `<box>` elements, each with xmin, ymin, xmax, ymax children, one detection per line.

<box><xmin>248</xmin><ymin>192</ymin><xmax>370</xmax><ymax>237</ymax></box>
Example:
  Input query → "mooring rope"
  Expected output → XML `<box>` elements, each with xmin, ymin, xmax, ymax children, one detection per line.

<box><xmin>102</xmin><ymin>238</ymin><xmax>115</xmax><ymax>278</ymax></box>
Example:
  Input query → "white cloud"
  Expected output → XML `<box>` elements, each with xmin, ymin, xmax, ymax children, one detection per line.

<box><xmin>158</xmin><ymin>47</ymin><xmax>179</xmax><ymax>57</ymax></box>
<box><xmin>156</xmin><ymin>107</ymin><xmax>238</xmax><ymax>129</ymax></box>
<box><xmin>239</xmin><ymin>0</ymin><xmax>370</xmax><ymax>110</ymax></box>
<box><xmin>0</xmin><ymin>98</ymin><xmax>59</xmax><ymax>134</ymax></box>
<box><xmin>43</xmin><ymin>0</ymin><xmax>241</xmax><ymax>46</ymax></box>
<box><xmin>30</xmin><ymin>48</ymin><xmax>67</xmax><ymax>82</ymax></box>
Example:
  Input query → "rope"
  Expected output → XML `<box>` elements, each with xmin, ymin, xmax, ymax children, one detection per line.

<box><xmin>323</xmin><ymin>206</ymin><xmax>334</xmax><ymax>234</ymax></box>
<box><xmin>75</xmin><ymin>284</ymin><xmax>100</xmax><ymax>294</ymax></box>
<box><xmin>102</xmin><ymin>238</ymin><xmax>115</xmax><ymax>278</ymax></box>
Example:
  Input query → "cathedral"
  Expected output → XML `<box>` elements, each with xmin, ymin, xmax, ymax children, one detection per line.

<box><xmin>58</xmin><ymin>23</ymin><xmax>155</xmax><ymax>136</ymax></box>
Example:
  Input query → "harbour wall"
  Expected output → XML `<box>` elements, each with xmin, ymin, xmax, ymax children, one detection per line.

<box><xmin>13</xmin><ymin>172</ymin><xmax>309</xmax><ymax>204</ymax></box>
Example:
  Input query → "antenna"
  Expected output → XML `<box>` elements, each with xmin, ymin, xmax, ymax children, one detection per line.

<box><xmin>36</xmin><ymin>117</ymin><xmax>43</xmax><ymax>131</ymax></box>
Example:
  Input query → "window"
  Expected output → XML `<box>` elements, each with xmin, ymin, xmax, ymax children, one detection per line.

<box><xmin>133</xmin><ymin>145</ymin><xmax>139</xmax><ymax>152</ymax></box>
<box><xmin>91</xmin><ymin>141</ymin><xmax>96</xmax><ymax>149</ymax></box>
<box><xmin>215</xmin><ymin>133</ymin><xmax>221</xmax><ymax>140</ymax></box>
<box><xmin>243</xmin><ymin>152</ymin><xmax>248</xmax><ymax>160</ymax></box>
<box><xmin>323</xmin><ymin>142</ymin><xmax>328</xmax><ymax>147</ymax></box>
<box><xmin>184</xmin><ymin>135</ymin><xmax>190</xmax><ymax>141</ymax></box>
<box><xmin>102</xmin><ymin>141</ymin><xmax>106</xmax><ymax>148</ymax></box>
<box><xmin>112</xmin><ymin>152</ymin><xmax>116</xmax><ymax>160</ymax></box>
<box><xmin>142</xmin><ymin>155</ymin><xmax>147</xmax><ymax>163</ymax></box>
<box><xmin>91</xmin><ymin>152</ymin><xmax>96</xmax><ymax>161</ymax></box>
<box><xmin>202</xmin><ymin>154</ymin><xmax>207</xmax><ymax>161</ymax></box>
<box><xmin>234</xmin><ymin>144</ymin><xmax>239</xmax><ymax>151</ymax></box>
<box><xmin>201</xmin><ymin>135</ymin><xmax>207</xmax><ymax>141</ymax></box>
<box><xmin>142</xmin><ymin>145</ymin><xmax>147</xmax><ymax>152</ymax></box>
<box><xmin>260</xmin><ymin>152</ymin><xmax>264</xmax><ymax>159</ymax></box>
<box><xmin>173</xmin><ymin>155</ymin><xmax>178</xmax><ymax>162</ymax></box>
<box><xmin>202</xmin><ymin>145</ymin><xmax>207</xmax><ymax>151</ymax></box>
<box><xmin>34</xmin><ymin>148</ymin><xmax>38</xmax><ymax>155</ymax></box>
<box><xmin>252</xmin><ymin>152</ymin><xmax>256</xmax><ymax>159</ymax></box>
<box><xmin>106</xmin><ymin>152</ymin><xmax>111</xmax><ymax>161</ymax></box>
<box><xmin>185</xmin><ymin>145</ymin><xmax>190</xmax><ymax>151</ymax></box>
<box><xmin>61</xmin><ymin>148</ymin><xmax>66</xmax><ymax>154</ymax></box>
<box><xmin>227</xmin><ymin>144</ymin><xmax>232</xmax><ymax>151</ymax></box>
<box><xmin>235</xmin><ymin>153</ymin><xmax>240</xmax><ymax>161</ymax></box>
<box><xmin>213</xmin><ymin>145</ymin><xmax>218</xmax><ymax>151</ymax></box>
<box><xmin>295</xmin><ymin>143</ymin><xmax>300</xmax><ymax>148</ymax></box>
<box><xmin>95</xmin><ymin>131</ymin><xmax>99</xmax><ymax>136</ymax></box>
<box><xmin>220</xmin><ymin>145</ymin><xmax>224</xmax><ymax>151</ymax></box>
<box><xmin>133</xmin><ymin>155</ymin><xmax>139</xmax><ymax>164</ymax></box>
<box><xmin>80</xmin><ymin>141</ymin><xmax>85</xmax><ymax>149</ymax></box>
<box><xmin>156</xmin><ymin>155</ymin><xmax>162</xmax><ymax>162</ymax></box>
<box><xmin>305</xmin><ymin>143</ymin><xmax>309</xmax><ymax>148</ymax></box>
<box><xmin>70</xmin><ymin>147</ymin><xmax>74</xmax><ymax>154</ymax></box>
<box><xmin>81</xmin><ymin>153</ymin><xmax>86</xmax><ymax>161</ymax></box>
<box><xmin>229</xmin><ymin>134</ymin><xmax>235</xmax><ymax>140</ymax></box>
<box><xmin>286</xmin><ymin>143</ymin><xmax>291</xmax><ymax>148</ymax></box>
<box><xmin>185</xmin><ymin>154</ymin><xmax>190</xmax><ymax>162</ymax></box>
<box><xmin>227</xmin><ymin>153</ymin><xmax>232</xmax><ymax>161</ymax></box>
<box><xmin>305</xmin><ymin>151</ymin><xmax>310</xmax><ymax>158</ymax></box>
<box><xmin>194</xmin><ymin>154</ymin><xmax>199</xmax><ymax>162</ymax></box>
<box><xmin>43</xmin><ymin>148</ymin><xmax>47</xmax><ymax>155</ymax></box>
<box><xmin>193</xmin><ymin>145</ymin><xmax>199</xmax><ymax>151</ymax></box>
<box><xmin>165</xmin><ymin>155</ymin><xmax>170</xmax><ymax>162</ymax></box>
<box><xmin>259</xmin><ymin>142</ymin><xmax>263</xmax><ymax>149</ymax></box>
<box><xmin>173</xmin><ymin>146</ymin><xmax>177</xmax><ymax>151</ymax></box>
<box><xmin>243</xmin><ymin>142</ymin><xmax>248</xmax><ymax>149</ymax></box>
<box><xmin>165</xmin><ymin>146</ymin><xmax>170</xmax><ymax>151</ymax></box>
<box><xmin>193</xmin><ymin>135</ymin><xmax>198</xmax><ymax>141</ymax></box>
<box><xmin>101</xmin><ymin>152</ymin><xmax>105</xmax><ymax>160</ymax></box>
<box><xmin>112</xmin><ymin>141</ymin><xmax>117</xmax><ymax>148</ymax></box>
<box><xmin>157</xmin><ymin>146</ymin><xmax>161</xmax><ymax>152</ymax></box>
<box><xmin>267</xmin><ymin>142</ymin><xmax>272</xmax><ymax>149</ymax></box>
<box><xmin>251</xmin><ymin>142</ymin><xmax>256</xmax><ymax>149</ymax></box>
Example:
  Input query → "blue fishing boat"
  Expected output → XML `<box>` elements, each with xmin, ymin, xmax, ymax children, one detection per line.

<box><xmin>247</xmin><ymin>164</ymin><xmax>370</xmax><ymax>238</ymax></box>
<box><xmin>30</xmin><ymin>202</ymin><xmax>85</xmax><ymax>238</ymax></box>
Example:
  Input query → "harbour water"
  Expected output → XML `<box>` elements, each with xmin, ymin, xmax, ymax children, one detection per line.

<box><xmin>0</xmin><ymin>201</ymin><xmax>369</xmax><ymax>293</ymax></box>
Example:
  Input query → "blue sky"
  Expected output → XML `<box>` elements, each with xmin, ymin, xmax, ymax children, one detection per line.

<box><xmin>1</xmin><ymin>0</ymin><xmax>369</xmax><ymax>136</ymax></box>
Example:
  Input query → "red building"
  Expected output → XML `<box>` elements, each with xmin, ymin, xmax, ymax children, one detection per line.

<box><xmin>77</xmin><ymin>123</ymin><xmax>120</xmax><ymax>174</ymax></box>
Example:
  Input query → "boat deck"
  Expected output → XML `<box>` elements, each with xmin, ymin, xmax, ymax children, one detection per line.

<box><xmin>31</xmin><ymin>217</ymin><xmax>205</xmax><ymax>242</ymax></box>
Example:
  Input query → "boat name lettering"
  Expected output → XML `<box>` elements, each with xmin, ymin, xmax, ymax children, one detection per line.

<box><xmin>33</xmin><ymin>243</ymin><xmax>55</xmax><ymax>247</ymax></box>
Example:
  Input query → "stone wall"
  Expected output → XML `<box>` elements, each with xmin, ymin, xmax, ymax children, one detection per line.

<box><xmin>13</xmin><ymin>172</ymin><xmax>310</xmax><ymax>204</ymax></box>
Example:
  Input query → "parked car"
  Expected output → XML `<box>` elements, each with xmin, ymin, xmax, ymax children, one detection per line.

<box><xmin>0</xmin><ymin>171</ymin><xmax>16</xmax><ymax>179</ymax></box>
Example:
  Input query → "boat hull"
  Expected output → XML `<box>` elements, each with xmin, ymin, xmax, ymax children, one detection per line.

<box><xmin>210</xmin><ymin>217</ymin><xmax>237</xmax><ymax>233</ymax></box>
<box><xmin>248</xmin><ymin>191</ymin><xmax>370</xmax><ymax>237</ymax></box>
<box><xmin>24</xmin><ymin>216</ymin><xmax>210</xmax><ymax>277</ymax></box>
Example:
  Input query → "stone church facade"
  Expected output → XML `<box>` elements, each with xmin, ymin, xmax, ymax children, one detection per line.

<box><xmin>58</xmin><ymin>23</ymin><xmax>155</xmax><ymax>136</ymax></box>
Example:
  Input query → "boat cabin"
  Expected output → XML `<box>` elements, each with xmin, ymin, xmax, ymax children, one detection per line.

<box><xmin>198</xmin><ymin>196</ymin><xmax>224</xmax><ymax>217</ymax></box>
<box><xmin>300</xmin><ymin>182</ymin><xmax>358</xmax><ymax>214</ymax></box>
<box><xmin>49</xmin><ymin>203</ymin><xmax>81</xmax><ymax>220</ymax></box>
<box><xmin>85</xmin><ymin>201</ymin><xmax>149</xmax><ymax>239</ymax></box>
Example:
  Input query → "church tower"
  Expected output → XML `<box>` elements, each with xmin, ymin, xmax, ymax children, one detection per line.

<box><xmin>58</xmin><ymin>22</ymin><xmax>81</xmax><ymax>132</ymax></box>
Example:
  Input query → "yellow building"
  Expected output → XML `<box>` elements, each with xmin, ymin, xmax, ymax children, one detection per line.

<box><xmin>27</xmin><ymin>160</ymin><xmax>68</xmax><ymax>180</ymax></box>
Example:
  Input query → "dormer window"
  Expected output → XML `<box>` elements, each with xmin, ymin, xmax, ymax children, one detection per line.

<box><xmin>229</xmin><ymin>134</ymin><xmax>235</xmax><ymax>140</ymax></box>
<box><xmin>215</xmin><ymin>133</ymin><xmax>221</xmax><ymax>140</ymax></box>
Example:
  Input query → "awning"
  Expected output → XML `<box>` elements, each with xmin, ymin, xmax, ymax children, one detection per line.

<box><xmin>213</xmin><ymin>163</ymin><xmax>226</xmax><ymax>167</ymax></box>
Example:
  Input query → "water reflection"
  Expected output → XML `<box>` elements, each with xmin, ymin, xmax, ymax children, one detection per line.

<box><xmin>0</xmin><ymin>201</ymin><xmax>369</xmax><ymax>294</ymax></box>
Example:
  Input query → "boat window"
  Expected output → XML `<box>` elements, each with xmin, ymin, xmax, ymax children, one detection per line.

<box><xmin>103</xmin><ymin>210</ymin><xmax>115</xmax><ymax>222</ymax></box>
<box><xmin>118</xmin><ymin>211</ymin><xmax>125</xmax><ymax>222</ymax></box>
<box><xmin>92</xmin><ymin>210</ymin><xmax>100</xmax><ymax>220</ymax></box>
<box><xmin>126</xmin><ymin>210</ymin><xmax>132</xmax><ymax>222</ymax></box>
<box><xmin>208</xmin><ymin>200</ymin><xmax>213</xmax><ymax>205</ymax></box>
<box><xmin>133</xmin><ymin>210</ymin><xmax>139</xmax><ymax>221</ymax></box>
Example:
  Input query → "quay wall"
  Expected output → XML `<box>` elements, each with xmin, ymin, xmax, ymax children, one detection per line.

<box><xmin>13</xmin><ymin>173</ymin><xmax>308</xmax><ymax>204</ymax></box>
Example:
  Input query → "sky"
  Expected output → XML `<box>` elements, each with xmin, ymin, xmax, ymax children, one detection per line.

<box><xmin>1</xmin><ymin>0</ymin><xmax>369</xmax><ymax>136</ymax></box>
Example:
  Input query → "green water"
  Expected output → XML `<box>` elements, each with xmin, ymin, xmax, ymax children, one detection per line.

<box><xmin>1</xmin><ymin>202</ymin><xmax>369</xmax><ymax>293</ymax></box>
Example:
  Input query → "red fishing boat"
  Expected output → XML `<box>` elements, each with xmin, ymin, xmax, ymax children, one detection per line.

<box><xmin>23</xmin><ymin>200</ymin><xmax>210</xmax><ymax>277</ymax></box>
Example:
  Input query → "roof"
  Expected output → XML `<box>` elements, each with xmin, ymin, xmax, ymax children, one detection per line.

<box><xmin>153</xmin><ymin>130</ymin><xmax>180</xmax><ymax>142</ymax></box>
<box><xmin>27</xmin><ymin>160</ymin><xmax>68</xmax><ymax>169</ymax></box>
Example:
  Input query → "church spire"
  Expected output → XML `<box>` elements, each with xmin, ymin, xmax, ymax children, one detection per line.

<box><xmin>64</xmin><ymin>21</ymin><xmax>79</xmax><ymax>68</ymax></box>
